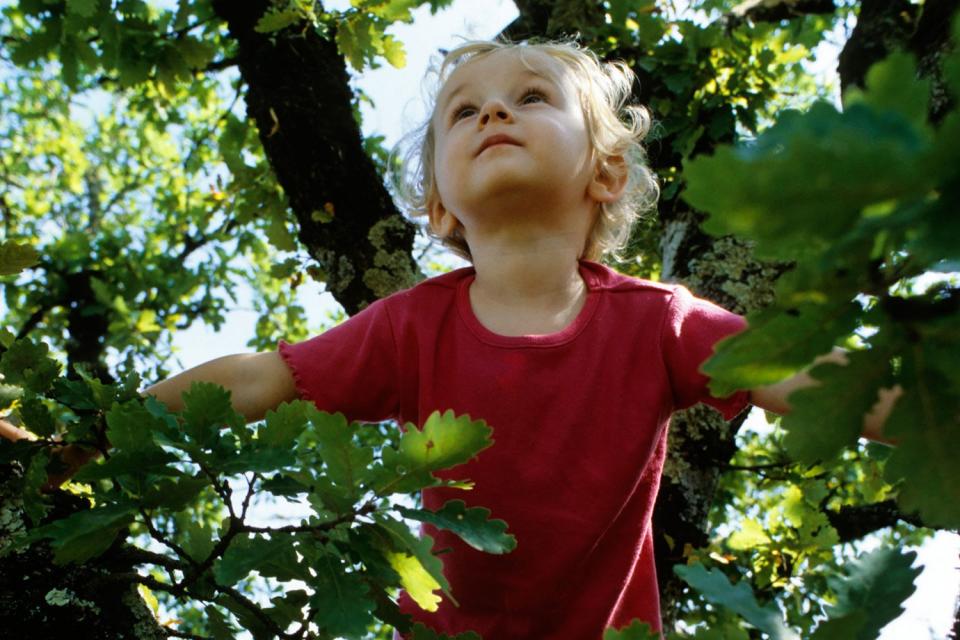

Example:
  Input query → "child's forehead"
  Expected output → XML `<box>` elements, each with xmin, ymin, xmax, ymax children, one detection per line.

<box><xmin>436</xmin><ymin>48</ymin><xmax>575</xmax><ymax>102</ymax></box>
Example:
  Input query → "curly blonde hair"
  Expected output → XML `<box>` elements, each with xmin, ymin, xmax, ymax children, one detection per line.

<box><xmin>394</xmin><ymin>38</ymin><xmax>659</xmax><ymax>262</ymax></box>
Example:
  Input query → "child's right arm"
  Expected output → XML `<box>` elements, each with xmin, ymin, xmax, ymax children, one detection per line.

<box><xmin>143</xmin><ymin>350</ymin><xmax>299</xmax><ymax>423</ymax></box>
<box><xmin>1</xmin><ymin>351</ymin><xmax>300</xmax><ymax>490</ymax></box>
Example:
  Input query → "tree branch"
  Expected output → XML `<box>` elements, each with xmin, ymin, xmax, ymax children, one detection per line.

<box><xmin>722</xmin><ymin>0</ymin><xmax>837</xmax><ymax>30</ymax></box>
<box><xmin>826</xmin><ymin>499</ymin><xmax>925</xmax><ymax>542</ymax></box>
<box><xmin>210</xmin><ymin>0</ymin><xmax>420</xmax><ymax>314</ymax></box>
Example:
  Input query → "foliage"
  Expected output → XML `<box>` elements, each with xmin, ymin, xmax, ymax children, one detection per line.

<box><xmin>592</xmin><ymin>0</ymin><xmax>844</xmax><ymax>275</ymax></box>
<box><xmin>674</xmin><ymin>12</ymin><xmax>960</xmax><ymax>638</ymax></box>
<box><xmin>674</xmin><ymin>547</ymin><xmax>919</xmax><ymax>640</ymax></box>
<box><xmin>689</xmin><ymin>34</ymin><xmax>960</xmax><ymax>528</ymax></box>
<box><xmin>0</xmin><ymin>332</ymin><xmax>514</xmax><ymax>638</ymax></box>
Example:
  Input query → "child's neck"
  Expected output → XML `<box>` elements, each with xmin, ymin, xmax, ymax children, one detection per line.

<box><xmin>467</xmin><ymin>235</ymin><xmax>588</xmax><ymax>336</ymax></box>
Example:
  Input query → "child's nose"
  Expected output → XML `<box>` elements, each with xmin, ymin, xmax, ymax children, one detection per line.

<box><xmin>478</xmin><ymin>99</ymin><xmax>513</xmax><ymax>127</ymax></box>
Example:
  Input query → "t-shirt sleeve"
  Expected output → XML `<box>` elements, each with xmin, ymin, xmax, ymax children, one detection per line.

<box><xmin>277</xmin><ymin>298</ymin><xmax>400</xmax><ymax>423</ymax></box>
<box><xmin>660</xmin><ymin>285</ymin><xmax>750</xmax><ymax>420</ymax></box>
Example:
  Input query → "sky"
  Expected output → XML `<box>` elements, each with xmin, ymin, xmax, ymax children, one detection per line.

<box><xmin>141</xmin><ymin>1</ymin><xmax>958</xmax><ymax>637</ymax></box>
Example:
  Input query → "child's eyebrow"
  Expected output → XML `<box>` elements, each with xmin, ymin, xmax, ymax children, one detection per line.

<box><xmin>438</xmin><ymin>68</ymin><xmax>556</xmax><ymax>115</ymax></box>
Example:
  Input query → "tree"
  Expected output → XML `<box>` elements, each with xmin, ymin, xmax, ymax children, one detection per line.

<box><xmin>0</xmin><ymin>0</ymin><xmax>958</xmax><ymax>638</ymax></box>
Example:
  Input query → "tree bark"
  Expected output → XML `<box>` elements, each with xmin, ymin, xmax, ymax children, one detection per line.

<box><xmin>210</xmin><ymin>0</ymin><xmax>420</xmax><ymax>315</ymax></box>
<box><xmin>0</xmin><ymin>466</ymin><xmax>166</xmax><ymax>639</ymax></box>
<box><xmin>838</xmin><ymin>0</ymin><xmax>958</xmax><ymax>122</ymax></box>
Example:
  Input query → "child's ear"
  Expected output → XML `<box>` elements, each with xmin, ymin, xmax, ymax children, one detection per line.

<box><xmin>588</xmin><ymin>155</ymin><xmax>628</xmax><ymax>203</ymax></box>
<box><xmin>428</xmin><ymin>199</ymin><xmax>461</xmax><ymax>238</ymax></box>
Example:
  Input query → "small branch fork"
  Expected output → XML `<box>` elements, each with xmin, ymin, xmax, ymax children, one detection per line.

<box><xmin>110</xmin><ymin>469</ymin><xmax>380</xmax><ymax>640</ymax></box>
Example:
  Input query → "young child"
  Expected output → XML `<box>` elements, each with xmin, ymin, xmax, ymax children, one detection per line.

<box><xmin>1</xmin><ymin>38</ymin><xmax>896</xmax><ymax>639</ymax></box>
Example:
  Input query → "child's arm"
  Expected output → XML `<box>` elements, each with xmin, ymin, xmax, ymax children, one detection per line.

<box><xmin>142</xmin><ymin>351</ymin><xmax>298</xmax><ymax>423</ymax></box>
<box><xmin>1</xmin><ymin>351</ymin><xmax>299</xmax><ymax>490</ymax></box>
<box><xmin>748</xmin><ymin>348</ymin><xmax>902</xmax><ymax>445</ymax></box>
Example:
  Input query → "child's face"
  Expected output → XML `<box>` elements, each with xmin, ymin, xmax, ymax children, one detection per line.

<box><xmin>430</xmin><ymin>49</ymin><xmax>598</xmax><ymax>240</ymax></box>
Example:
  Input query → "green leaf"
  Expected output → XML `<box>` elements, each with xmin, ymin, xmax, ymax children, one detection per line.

<box><xmin>17</xmin><ymin>395</ymin><xmax>56</xmax><ymax>438</ymax></box>
<box><xmin>310</xmin><ymin>409</ymin><xmax>372</xmax><ymax>490</ymax></box>
<box><xmin>397</xmin><ymin>499</ymin><xmax>516</xmax><ymax>554</ymax></box>
<box><xmin>310</xmin><ymin>556</ymin><xmax>376</xmax><ymax>637</ymax></box>
<box><xmin>0</xmin><ymin>240</ymin><xmax>40</xmax><ymax>276</ymax></box>
<box><xmin>66</xmin><ymin>0</ymin><xmax>99</xmax><ymax>18</ymax></box>
<box><xmin>603</xmin><ymin>619</ymin><xmax>662</xmax><ymax>639</ymax></box>
<box><xmin>674</xmin><ymin>563</ymin><xmax>799</xmax><ymax>640</ymax></box>
<box><xmin>181</xmin><ymin>382</ymin><xmax>244</xmax><ymax>448</ymax></box>
<box><xmin>24</xmin><ymin>502</ymin><xmax>137</xmax><ymax>564</ymax></box>
<box><xmin>106</xmin><ymin>400</ymin><xmax>169</xmax><ymax>453</ymax></box>
<box><xmin>809</xmin><ymin>612</ymin><xmax>869</xmax><ymax>640</ymax></box>
<box><xmin>178</xmin><ymin>514</ymin><xmax>217</xmax><ymax>564</ymax></box>
<box><xmin>50</xmin><ymin>378</ymin><xmax>95</xmax><ymax>412</ymax></box>
<box><xmin>73</xmin><ymin>447</ymin><xmax>180</xmax><ymax>481</ymax></box>
<box><xmin>703</xmin><ymin>302</ymin><xmax>861</xmax><ymax>396</ymax></box>
<box><xmin>216</xmin><ymin>592</ymin><xmax>274</xmax><ymax>640</ymax></box>
<box><xmin>266</xmin><ymin>589</ymin><xmax>310</xmax><ymax>630</ymax></box>
<box><xmin>369</xmin><ymin>514</ymin><xmax>451</xmax><ymax>612</ymax></box>
<box><xmin>373</xmin><ymin>410</ymin><xmax>493</xmax><ymax>496</ymax></box>
<box><xmin>811</xmin><ymin>547</ymin><xmax>920</xmax><ymax>640</ymax></box>
<box><xmin>0</xmin><ymin>383</ymin><xmax>23</xmax><ymax>413</ymax></box>
<box><xmin>258</xmin><ymin>400</ymin><xmax>309</xmax><ymax>448</ymax></box>
<box><xmin>849</xmin><ymin>52</ymin><xmax>930</xmax><ymax>128</ymax></box>
<box><xmin>21</xmin><ymin>450</ymin><xmax>52</xmax><ymax>524</ymax></box>
<box><xmin>883</xmin><ymin>353</ymin><xmax>960</xmax><ymax>527</ymax></box>
<box><xmin>264</xmin><ymin>212</ymin><xmax>297</xmax><ymax>251</ymax></box>
<box><xmin>141</xmin><ymin>475</ymin><xmax>209</xmax><ymax>510</ymax></box>
<box><xmin>336</xmin><ymin>12</ymin><xmax>376</xmax><ymax>71</ymax></box>
<box><xmin>368</xmin><ymin>0</ymin><xmax>419</xmax><ymax>22</ymax></box>
<box><xmin>382</xmin><ymin>34</ymin><xmax>406</xmax><ymax>68</ymax></box>
<box><xmin>0</xmin><ymin>337</ymin><xmax>61</xmax><ymax>394</ymax></box>
<box><xmin>782</xmin><ymin>350</ymin><xmax>894</xmax><ymax>462</ymax></box>
<box><xmin>176</xmin><ymin>36</ymin><xmax>216</xmax><ymax>69</ymax></box>
<box><xmin>726</xmin><ymin>518</ymin><xmax>770</xmax><ymax>551</ymax></box>
<box><xmin>204</xmin><ymin>605</ymin><xmax>236</xmax><ymax>640</ymax></box>
<box><xmin>684</xmin><ymin>102</ymin><xmax>932</xmax><ymax>260</ymax></box>
<box><xmin>254</xmin><ymin>7</ymin><xmax>304</xmax><ymax>34</ymax></box>
<box><xmin>214</xmin><ymin>534</ymin><xmax>289</xmax><ymax>587</ymax></box>
<box><xmin>218</xmin><ymin>445</ymin><xmax>296</xmax><ymax>474</ymax></box>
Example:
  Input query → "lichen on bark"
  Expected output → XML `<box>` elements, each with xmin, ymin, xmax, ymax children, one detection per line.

<box><xmin>363</xmin><ymin>215</ymin><xmax>423</xmax><ymax>300</ymax></box>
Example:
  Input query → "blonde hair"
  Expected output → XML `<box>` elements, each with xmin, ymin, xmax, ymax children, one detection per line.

<box><xmin>394</xmin><ymin>38</ymin><xmax>659</xmax><ymax>262</ymax></box>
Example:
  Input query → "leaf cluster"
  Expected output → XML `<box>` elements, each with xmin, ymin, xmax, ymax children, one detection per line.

<box><xmin>0</xmin><ymin>337</ymin><xmax>516</xmax><ymax>639</ymax></box>
<box><xmin>688</xmin><ymin>22</ymin><xmax>960</xmax><ymax>528</ymax></box>
<box><xmin>673</xmin><ymin>545</ymin><xmax>920</xmax><ymax>639</ymax></box>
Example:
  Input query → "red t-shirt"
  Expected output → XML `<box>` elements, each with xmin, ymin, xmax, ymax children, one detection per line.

<box><xmin>279</xmin><ymin>260</ymin><xmax>749</xmax><ymax>639</ymax></box>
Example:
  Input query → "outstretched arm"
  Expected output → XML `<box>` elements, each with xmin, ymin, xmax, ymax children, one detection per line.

<box><xmin>748</xmin><ymin>348</ymin><xmax>901</xmax><ymax>445</ymax></box>
<box><xmin>142</xmin><ymin>350</ymin><xmax>298</xmax><ymax>423</ymax></box>
<box><xmin>1</xmin><ymin>350</ymin><xmax>300</xmax><ymax>490</ymax></box>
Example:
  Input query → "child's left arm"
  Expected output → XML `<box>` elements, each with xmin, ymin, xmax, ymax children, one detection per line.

<box><xmin>747</xmin><ymin>348</ymin><xmax>902</xmax><ymax>445</ymax></box>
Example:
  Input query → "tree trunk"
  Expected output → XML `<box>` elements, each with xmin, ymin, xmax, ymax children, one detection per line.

<box><xmin>210</xmin><ymin>0</ymin><xmax>421</xmax><ymax>315</ymax></box>
<box><xmin>0</xmin><ymin>466</ymin><xmax>166</xmax><ymax>639</ymax></box>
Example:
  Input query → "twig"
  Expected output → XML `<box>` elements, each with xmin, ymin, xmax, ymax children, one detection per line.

<box><xmin>218</xmin><ymin>583</ymin><xmax>290</xmax><ymax>639</ymax></box>
<box><xmin>241</xmin><ymin>502</ymin><xmax>377</xmax><ymax>535</ymax></box>
<box><xmin>139</xmin><ymin>507</ymin><xmax>201</xmax><ymax>573</ymax></box>
<box><xmin>114</xmin><ymin>546</ymin><xmax>187</xmax><ymax>572</ymax></box>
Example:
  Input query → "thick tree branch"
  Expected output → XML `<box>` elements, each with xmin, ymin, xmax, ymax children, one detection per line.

<box><xmin>209</xmin><ymin>1</ymin><xmax>419</xmax><ymax>314</ymax></box>
<box><xmin>722</xmin><ymin>0</ymin><xmax>837</xmax><ymax>30</ymax></box>
<box><xmin>826</xmin><ymin>499</ymin><xmax>926</xmax><ymax>542</ymax></box>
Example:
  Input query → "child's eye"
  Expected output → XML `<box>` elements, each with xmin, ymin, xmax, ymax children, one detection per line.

<box><xmin>451</xmin><ymin>104</ymin><xmax>477</xmax><ymax>122</ymax></box>
<box><xmin>519</xmin><ymin>88</ymin><xmax>547</xmax><ymax>105</ymax></box>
